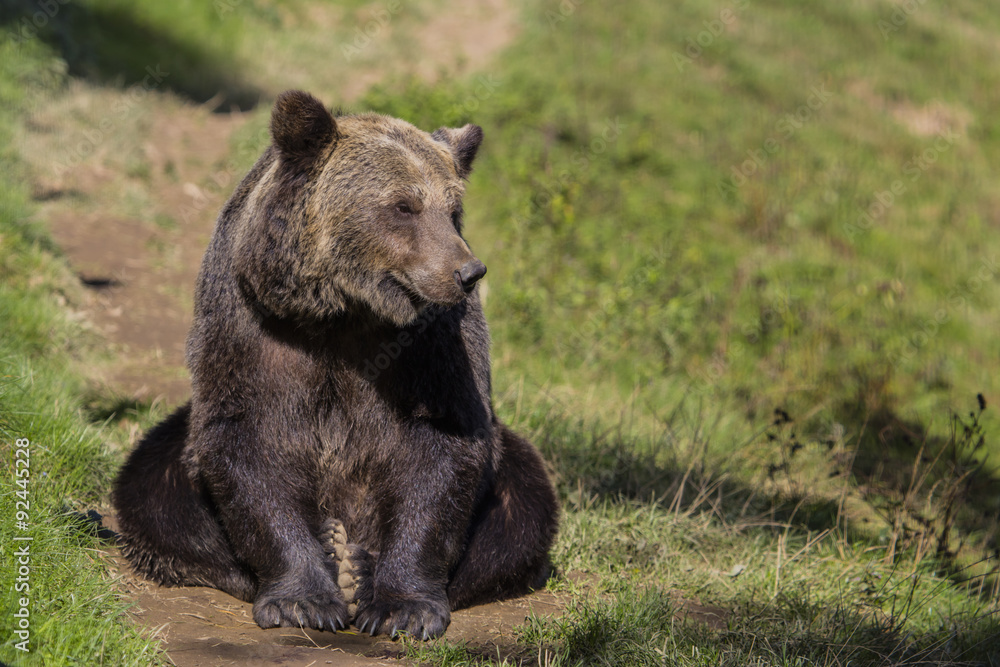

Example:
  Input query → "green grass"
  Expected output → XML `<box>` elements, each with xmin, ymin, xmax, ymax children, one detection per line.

<box><xmin>363</xmin><ymin>0</ymin><xmax>1000</xmax><ymax>442</ymax></box>
<box><xmin>517</xmin><ymin>581</ymin><xmax>999</xmax><ymax>666</ymax></box>
<box><xmin>0</xmin><ymin>254</ymin><xmax>167</xmax><ymax>667</ymax></box>
<box><xmin>0</xmin><ymin>31</ymin><xmax>164</xmax><ymax>667</ymax></box>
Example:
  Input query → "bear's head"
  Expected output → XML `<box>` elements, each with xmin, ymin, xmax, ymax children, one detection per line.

<box><xmin>235</xmin><ymin>90</ymin><xmax>487</xmax><ymax>327</ymax></box>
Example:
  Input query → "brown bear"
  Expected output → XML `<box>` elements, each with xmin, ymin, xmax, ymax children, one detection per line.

<box><xmin>112</xmin><ymin>90</ymin><xmax>559</xmax><ymax>640</ymax></box>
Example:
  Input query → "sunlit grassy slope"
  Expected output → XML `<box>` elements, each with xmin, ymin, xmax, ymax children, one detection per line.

<box><xmin>456</xmin><ymin>0</ymin><xmax>1000</xmax><ymax>442</ymax></box>
<box><xmin>361</xmin><ymin>0</ymin><xmax>1000</xmax><ymax>534</ymax></box>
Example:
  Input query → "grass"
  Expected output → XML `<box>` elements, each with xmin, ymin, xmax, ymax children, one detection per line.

<box><xmin>518</xmin><ymin>413</ymin><xmax>1000</xmax><ymax>665</ymax></box>
<box><xmin>518</xmin><ymin>581</ymin><xmax>1000</xmax><ymax>666</ymax></box>
<box><xmin>0</xmin><ymin>29</ymin><xmax>164</xmax><ymax>667</ymax></box>
<box><xmin>4</xmin><ymin>0</ymin><xmax>1000</xmax><ymax>664</ymax></box>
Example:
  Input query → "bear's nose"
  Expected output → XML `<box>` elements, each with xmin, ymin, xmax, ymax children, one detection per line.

<box><xmin>455</xmin><ymin>259</ymin><xmax>487</xmax><ymax>293</ymax></box>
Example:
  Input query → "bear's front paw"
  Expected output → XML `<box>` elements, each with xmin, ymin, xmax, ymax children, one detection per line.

<box><xmin>253</xmin><ymin>581</ymin><xmax>349</xmax><ymax>632</ymax></box>
<box><xmin>354</xmin><ymin>597</ymin><xmax>450</xmax><ymax>640</ymax></box>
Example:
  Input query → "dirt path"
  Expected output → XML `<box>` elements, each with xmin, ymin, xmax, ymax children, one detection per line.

<box><xmin>16</xmin><ymin>1</ymin><xmax>568</xmax><ymax>664</ymax></box>
<box><xmin>116</xmin><ymin>567</ymin><xmax>561</xmax><ymax>667</ymax></box>
<box><xmin>36</xmin><ymin>99</ymin><xmax>241</xmax><ymax>404</ymax></box>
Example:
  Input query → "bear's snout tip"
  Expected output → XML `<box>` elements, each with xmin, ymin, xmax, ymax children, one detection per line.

<box><xmin>456</xmin><ymin>259</ymin><xmax>487</xmax><ymax>293</ymax></box>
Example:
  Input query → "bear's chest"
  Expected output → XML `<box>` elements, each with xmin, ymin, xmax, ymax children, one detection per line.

<box><xmin>318</xmin><ymin>356</ymin><xmax>490</xmax><ymax>443</ymax></box>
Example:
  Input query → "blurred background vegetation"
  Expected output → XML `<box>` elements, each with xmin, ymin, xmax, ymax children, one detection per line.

<box><xmin>2</xmin><ymin>0</ymin><xmax>999</xmax><ymax>664</ymax></box>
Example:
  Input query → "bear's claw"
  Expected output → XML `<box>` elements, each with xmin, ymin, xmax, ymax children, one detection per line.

<box><xmin>353</xmin><ymin>597</ymin><xmax>450</xmax><ymax>640</ymax></box>
<box><xmin>252</xmin><ymin>587</ymin><xmax>349</xmax><ymax>632</ymax></box>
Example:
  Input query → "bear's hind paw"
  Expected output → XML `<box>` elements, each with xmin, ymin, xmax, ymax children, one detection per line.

<box><xmin>319</xmin><ymin>518</ymin><xmax>374</xmax><ymax>619</ymax></box>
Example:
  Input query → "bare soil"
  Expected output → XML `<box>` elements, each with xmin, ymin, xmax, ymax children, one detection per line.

<box><xmin>39</xmin><ymin>102</ymin><xmax>240</xmax><ymax>405</ymax></box>
<box><xmin>119</xmin><ymin>577</ymin><xmax>561</xmax><ymax>667</ymax></box>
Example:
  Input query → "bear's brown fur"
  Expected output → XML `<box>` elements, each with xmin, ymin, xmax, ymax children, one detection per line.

<box><xmin>112</xmin><ymin>90</ymin><xmax>558</xmax><ymax>640</ymax></box>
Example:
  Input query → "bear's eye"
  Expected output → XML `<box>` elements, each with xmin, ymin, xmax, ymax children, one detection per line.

<box><xmin>395</xmin><ymin>203</ymin><xmax>416</xmax><ymax>215</ymax></box>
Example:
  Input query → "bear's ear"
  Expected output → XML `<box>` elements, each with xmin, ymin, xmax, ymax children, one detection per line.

<box><xmin>270</xmin><ymin>90</ymin><xmax>338</xmax><ymax>168</ymax></box>
<box><xmin>432</xmin><ymin>124</ymin><xmax>484</xmax><ymax>178</ymax></box>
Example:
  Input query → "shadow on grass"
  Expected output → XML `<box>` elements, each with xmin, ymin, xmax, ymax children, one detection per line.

<box><xmin>0</xmin><ymin>0</ymin><xmax>262</xmax><ymax>110</ymax></box>
<box><xmin>531</xmin><ymin>408</ymin><xmax>844</xmax><ymax>533</ymax></box>
<box><xmin>521</xmin><ymin>585</ymin><xmax>1000</xmax><ymax>667</ymax></box>
<box><xmin>716</xmin><ymin>587</ymin><xmax>1000</xmax><ymax>667</ymax></box>
<box><xmin>528</xmin><ymin>397</ymin><xmax>1000</xmax><ymax>592</ymax></box>
<box><xmin>834</xmin><ymin>397</ymin><xmax>1000</xmax><ymax>545</ymax></box>
<box><xmin>83</xmin><ymin>391</ymin><xmax>159</xmax><ymax>425</ymax></box>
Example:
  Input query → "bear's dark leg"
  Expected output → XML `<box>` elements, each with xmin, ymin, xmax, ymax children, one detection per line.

<box><xmin>349</xmin><ymin>462</ymin><xmax>460</xmax><ymax>640</ymax></box>
<box><xmin>192</xmin><ymin>417</ymin><xmax>349</xmax><ymax>632</ymax></box>
<box><xmin>446</xmin><ymin>425</ymin><xmax>559</xmax><ymax>609</ymax></box>
<box><xmin>113</xmin><ymin>404</ymin><xmax>256</xmax><ymax>601</ymax></box>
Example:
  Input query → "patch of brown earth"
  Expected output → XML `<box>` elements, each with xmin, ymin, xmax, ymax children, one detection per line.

<box><xmin>120</xmin><ymin>575</ymin><xmax>561</xmax><ymax>667</ymax></box>
<box><xmin>413</xmin><ymin>0</ymin><xmax>517</xmax><ymax>83</ymax></box>
<box><xmin>30</xmin><ymin>95</ymin><xmax>245</xmax><ymax>405</ymax></box>
<box><xmin>845</xmin><ymin>79</ymin><xmax>972</xmax><ymax>139</ymax></box>
<box><xmin>101</xmin><ymin>504</ymin><xmax>560</xmax><ymax>665</ymax></box>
